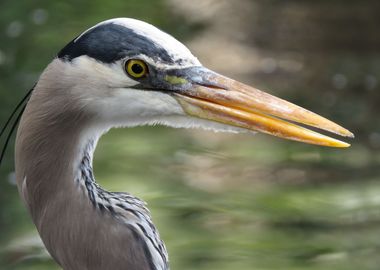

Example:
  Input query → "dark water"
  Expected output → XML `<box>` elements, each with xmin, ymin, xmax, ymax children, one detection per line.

<box><xmin>0</xmin><ymin>1</ymin><xmax>379</xmax><ymax>269</ymax></box>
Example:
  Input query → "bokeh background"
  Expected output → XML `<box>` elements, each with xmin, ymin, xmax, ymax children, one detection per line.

<box><xmin>1</xmin><ymin>0</ymin><xmax>380</xmax><ymax>269</ymax></box>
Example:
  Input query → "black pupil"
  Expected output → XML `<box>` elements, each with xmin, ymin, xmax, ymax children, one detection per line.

<box><xmin>131</xmin><ymin>63</ymin><xmax>144</xmax><ymax>74</ymax></box>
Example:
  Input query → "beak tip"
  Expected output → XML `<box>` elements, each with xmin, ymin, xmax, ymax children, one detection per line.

<box><xmin>331</xmin><ymin>141</ymin><xmax>351</xmax><ymax>148</ymax></box>
<box><xmin>340</xmin><ymin>142</ymin><xmax>351</xmax><ymax>148</ymax></box>
<box><xmin>339</xmin><ymin>128</ymin><xmax>354</xmax><ymax>139</ymax></box>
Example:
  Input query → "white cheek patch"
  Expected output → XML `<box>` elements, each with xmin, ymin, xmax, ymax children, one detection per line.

<box><xmin>88</xmin><ymin>87</ymin><xmax>249</xmax><ymax>135</ymax></box>
<box><xmin>70</xmin><ymin>56</ymin><xmax>135</xmax><ymax>89</ymax></box>
<box><xmin>92</xmin><ymin>89</ymin><xmax>185</xmax><ymax>122</ymax></box>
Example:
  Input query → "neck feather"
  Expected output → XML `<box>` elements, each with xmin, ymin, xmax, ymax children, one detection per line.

<box><xmin>14</xmin><ymin>82</ymin><xmax>169</xmax><ymax>270</ymax></box>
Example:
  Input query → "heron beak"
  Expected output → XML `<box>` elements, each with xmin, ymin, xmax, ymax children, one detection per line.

<box><xmin>172</xmin><ymin>69</ymin><xmax>354</xmax><ymax>147</ymax></box>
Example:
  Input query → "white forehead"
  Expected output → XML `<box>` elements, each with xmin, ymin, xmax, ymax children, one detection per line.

<box><xmin>76</xmin><ymin>18</ymin><xmax>201</xmax><ymax>67</ymax></box>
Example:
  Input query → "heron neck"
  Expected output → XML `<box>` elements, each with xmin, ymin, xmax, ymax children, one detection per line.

<box><xmin>14</xmin><ymin>82</ymin><xmax>104</xmax><ymax>226</ymax></box>
<box><xmin>14</xmin><ymin>68</ymin><xmax>169</xmax><ymax>270</ymax></box>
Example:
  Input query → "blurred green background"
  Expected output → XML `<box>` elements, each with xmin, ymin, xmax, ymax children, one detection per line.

<box><xmin>1</xmin><ymin>0</ymin><xmax>380</xmax><ymax>269</ymax></box>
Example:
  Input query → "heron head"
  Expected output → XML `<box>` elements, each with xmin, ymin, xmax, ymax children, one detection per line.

<box><xmin>53</xmin><ymin>18</ymin><xmax>353</xmax><ymax>147</ymax></box>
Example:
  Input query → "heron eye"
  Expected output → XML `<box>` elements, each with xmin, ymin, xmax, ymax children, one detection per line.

<box><xmin>125</xmin><ymin>59</ymin><xmax>148</xmax><ymax>79</ymax></box>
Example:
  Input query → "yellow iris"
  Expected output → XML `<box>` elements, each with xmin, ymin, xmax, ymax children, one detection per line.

<box><xmin>125</xmin><ymin>59</ymin><xmax>148</xmax><ymax>78</ymax></box>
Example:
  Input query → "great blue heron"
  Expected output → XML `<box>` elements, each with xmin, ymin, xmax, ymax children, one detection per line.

<box><xmin>0</xmin><ymin>18</ymin><xmax>353</xmax><ymax>270</ymax></box>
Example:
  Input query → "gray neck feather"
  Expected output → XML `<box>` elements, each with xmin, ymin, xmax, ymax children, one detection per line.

<box><xmin>14</xmin><ymin>70</ymin><xmax>169</xmax><ymax>270</ymax></box>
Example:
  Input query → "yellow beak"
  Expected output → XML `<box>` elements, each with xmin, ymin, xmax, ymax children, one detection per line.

<box><xmin>173</xmin><ymin>72</ymin><xmax>353</xmax><ymax>147</ymax></box>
